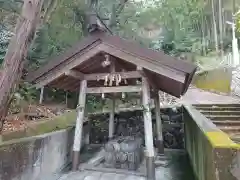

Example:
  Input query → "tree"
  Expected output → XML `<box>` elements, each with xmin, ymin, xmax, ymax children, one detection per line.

<box><xmin>0</xmin><ymin>0</ymin><xmax>133</xmax><ymax>123</ymax></box>
<box><xmin>0</xmin><ymin>0</ymin><xmax>44</xmax><ymax>123</ymax></box>
<box><xmin>0</xmin><ymin>0</ymin><xmax>236</xmax><ymax>117</ymax></box>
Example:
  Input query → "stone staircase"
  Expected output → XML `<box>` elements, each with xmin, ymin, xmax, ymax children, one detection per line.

<box><xmin>194</xmin><ymin>104</ymin><xmax>240</xmax><ymax>142</ymax></box>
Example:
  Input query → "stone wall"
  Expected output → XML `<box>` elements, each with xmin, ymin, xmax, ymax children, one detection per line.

<box><xmin>0</xmin><ymin>129</ymin><xmax>73</xmax><ymax>180</ymax></box>
<box><xmin>0</xmin><ymin>129</ymin><xmax>74</xmax><ymax>180</ymax></box>
<box><xmin>0</xmin><ymin>111</ymin><xmax>87</xmax><ymax>180</ymax></box>
<box><xmin>184</xmin><ymin>105</ymin><xmax>240</xmax><ymax>180</ymax></box>
<box><xmin>89</xmin><ymin>108</ymin><xmax>184</xmax><ymax>149</ymax></box>
<box><xmin>193</xmin><ymin>68</ymin><xmax>232</xmax><ymax>93</ymax></box>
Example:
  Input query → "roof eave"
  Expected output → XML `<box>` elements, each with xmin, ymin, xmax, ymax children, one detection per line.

<box><xmin>26</xmin><ymin>34</ymin><xmax>104</xmax><ymax>83</ymax></box>
<box><xmin>182</xmin><ymin>67</ymin><xmax>198</xmax><ymax>96</ymax></box>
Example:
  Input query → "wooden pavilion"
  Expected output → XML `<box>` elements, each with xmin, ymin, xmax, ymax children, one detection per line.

<box><xmin>26</xmin><ymin>14</ymin><xmax>197</xmax><ymax>180</ymax></box>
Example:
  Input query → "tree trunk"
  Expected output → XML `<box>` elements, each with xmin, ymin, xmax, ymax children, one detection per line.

<box><xmin>201</xmin><ymin>12</ymin><xmax>207</xmax><ymax>56</ymax></box>
<box><xmin>218</xmin><ymin>0</ymin><xmax>224</xmax><ymax>59</ymax></box>
<box><xmin>76</xmin><ymin>0</ymin><xmax>128</xmax><ymax>35</ymax></box>
<box><xmin>0</xmin><ymin>0</ymin><xmax>44</xmax><ymax>122</ymax></box>
<box><xmin>211</xmin><ymin>0</ymin><xmax>219</xmax><ymax>52</ymax></box>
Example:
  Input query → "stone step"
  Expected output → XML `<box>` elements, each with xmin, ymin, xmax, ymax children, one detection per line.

<box><xmin>205</xmin><ymin>115</ymin><xmax>240</xmax><ymax>121</ymax></box>
<box><xmin>200</xmin><ymin>111</ymin><xmax>240</xmax><ymax>116</ymax></box>
<box><xmin>218</xmin><ymin>126</ymin><xmax>240</xmax><ymax>133</ymax></box>
<box><xmin>213</xmin><ymin>120</ymin><xmax>240</xmax><ymax>126</ymax></box>
<box><xmin>195</xmin><ymin>107</ymin><xmax>240</xmax><ymax>111</ymax></box>
<box><xmin>230</xmin><ymin>133</ymin><xmax>240</xmax><ymax>143</ymax></box>
<box><xmin>193</xmin><ymin>104</ymin><xmax>240</xmax><ymax>108</ymax></box>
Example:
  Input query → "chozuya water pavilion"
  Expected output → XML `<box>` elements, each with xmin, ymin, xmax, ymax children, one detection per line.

<box><xmin>26</xmin><ymin>13</ymin><xmax>197</xmax><ymax>180</ymax></box>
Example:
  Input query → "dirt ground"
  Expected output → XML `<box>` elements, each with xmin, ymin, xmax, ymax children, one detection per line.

<box><xmin>2</xmin><ymin>103</ymin><xmax>70</xmax><ymax>134</ymax></box>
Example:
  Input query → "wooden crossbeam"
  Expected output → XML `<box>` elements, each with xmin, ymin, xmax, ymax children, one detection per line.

<box><xmin>64</xmin><ymin>70</ymin><xmax>142</xmax><ymax>81</ymax></box>
<box><xmin>86</xmin><ymin>85</ymin><xmax>142</xmax><ymax>94</ymax></box>
<box><xmin>64</xmin><ymin>70</ymin><xmax>84</xmax><ymax>80</ymax></box>
<box><xmin>85</xmin><ymin>71</ymin><xmax>142</xmax><ymax>81</ymax></box>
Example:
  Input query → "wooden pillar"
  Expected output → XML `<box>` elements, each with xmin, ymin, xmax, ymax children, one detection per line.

<box><xmin>142</xmin><ymin>77</ymin><xmax>156</xmax><ymax>180</ymax></box>
<box><xmin>109</xmin><ymin>97</ymin><xmax>115</xmax><ymax>140</ymax></box>
<box><xmin>154</xmin><ymin>92</ymin><xmax>164</xmax><ymax>154</ymax></box>
<box><xmin>85</xmin><ymin>120</ymin><xmax>91</xmax><ymax>145</ymax></box>
<box><xmin>65</xmin><ymin>91</ymin><xmax>68</xmax><ymax>106</ymax></box>
<box><xmin>109</xmin><ymin>57</ymin><xmax>115</xmax><ymax>140</ymax></box>
<box><xmin>39</xmin><ymin>86</ymin><xmax>44</xmax><ymax>104</ymax></box>
<box><xmin>72</xmin><ymin>80</ymin><xmax>87</xmax><ymax>171</ymax></box>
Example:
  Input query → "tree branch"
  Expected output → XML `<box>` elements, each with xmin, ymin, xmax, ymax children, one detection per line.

<box><xmin>109</xmin><ymin>0</ymin><xmax>128</xmax><ymax>28</ymax></box>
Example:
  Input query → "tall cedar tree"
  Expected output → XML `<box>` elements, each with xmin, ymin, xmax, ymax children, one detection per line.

<box><xmin>0</xmin><ymin>0</ymin><xmax>44</xmax><ymax>126</ymax></box>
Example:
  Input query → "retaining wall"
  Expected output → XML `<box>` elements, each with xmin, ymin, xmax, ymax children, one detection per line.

<box><xmin>193</xmin><ymin>68</ymin><xmax>232</xmax><ymax>93</ymax></box>
<box><xmin>0</xmin><ymin>111</ymin><xmax>87</xmax><ymax>180</ymax></box>
<box><xmin>184</xmin><ymin>105</ymin><xmax>240</xmax><ymax>180</ymax></box>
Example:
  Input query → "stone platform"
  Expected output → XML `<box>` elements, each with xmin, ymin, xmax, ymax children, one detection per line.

<box><xmin>58</xmin><ymin>149</ymin><xmax>195</xmax><ymax>180</ymax></box>
<box><xmin>59</xmin><ymin>171</ymin><xmax>144</xmax><ymax>180</ymax></box>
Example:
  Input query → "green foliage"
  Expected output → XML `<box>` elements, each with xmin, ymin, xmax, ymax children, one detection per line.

<box><xmin>28</xmin><ymin>0</ymin><xmax>85</xmax><ymax>69</ymax></box>
<box><xmin>141</xmin><ymin>0</ymin><xmax>205</xmax><ymax>55</ymax></box>
<box><xmin>0</xmin><ymin>0</ymin><xmax>237</xmax><ymax>109</ymax></box>
<box><xmin>0</xmin><ymin>27</ymin><xmax>12</xmax><ymax>65</ymax></box>
<box><xmin>8</xmin><ymin>82</ymin><xmax>37</xmax><ymax>114</ymax></box>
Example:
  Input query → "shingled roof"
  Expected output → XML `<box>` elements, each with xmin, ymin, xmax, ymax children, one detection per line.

<box><xmin>27</xmin><ymin>30</ymin><xmax>197</xmax><ymax>97</ymax></box>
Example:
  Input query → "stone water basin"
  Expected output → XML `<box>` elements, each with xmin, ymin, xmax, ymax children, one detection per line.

<box><xmin>58</xmin><ymin>147</ymin><xmax>196</xmax><ymax>180</ymax></box>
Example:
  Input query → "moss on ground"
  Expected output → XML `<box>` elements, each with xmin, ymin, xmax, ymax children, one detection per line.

<box><xmin>2</xmin><ymin>111</ymin><xmax>77</xmax><ymax>141</ymax></box>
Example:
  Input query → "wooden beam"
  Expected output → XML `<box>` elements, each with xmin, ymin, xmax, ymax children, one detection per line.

<box><xmin>142</xmin><ymin>77</ymin><xmax>156</xmax><ymax>180</ymax></box>
<box><xmin>64</xmin><ymin>70</ymin><xmax>84</xmax><ymax>80</ymax></box>
<box><xmin>86</xmin><ymin>71</ymin><xmax>142</xmax><ymax>81</ymax></box>
<box><xmin>87</xmin><ymin>85</ymin><xmax>142</xmax><ymax>94</ymax></box>
<box><xmin>65</xmin><ymin>92</ymin><xmax>68</xmax><ymax>106</ymax></box>
<box><xmin>50</xmin><ymin>76</ymin><xmax>77</xmax><ymax>91</ymax></box>
<box><xmin>137</xmin><ymin>66</ymin><xmax>159</xmax><ymax>91</ymax></box>
<box><xmin>64</xmin><ymin>70</ymin><xmax>142</xmax><ymax>81</ymax></box>
<box><xmin>72</xmin><ymin>80</ymin><xmax>87</xmax><ymax>171</ymax></box>
<box><xmin>154</xmin><ymin>92</ymin><xmax>164</xmax><ymax>154</ymax></box>
<box><xmin>84</xmin><ymin>120</ymin><xmax>91</xmax><ymax>145</ymax></box>
<box><xmin>39</xmin><ymin>86</ymin><xmax>44</xmax><ymax>104</ymax></box>
<box><xmin>109</xmin><ymin>58</ymin><xmax>115</xmax><ymax>139</ymax></box>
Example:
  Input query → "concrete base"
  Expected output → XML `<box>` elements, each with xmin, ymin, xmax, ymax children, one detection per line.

<box><xmin>72</xmin><ymin>151</ymin><xmax>80</xmax><ymax>171</ymax></box>
<box><xmin>156</xmin><ymin>140</ymin><xmax>164</xmax><ymax>154</ymax></box>
<box><xmin>146</xmin><ymin>156</ymin><xmax>156</xmax><ymax>180</ymax></box>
